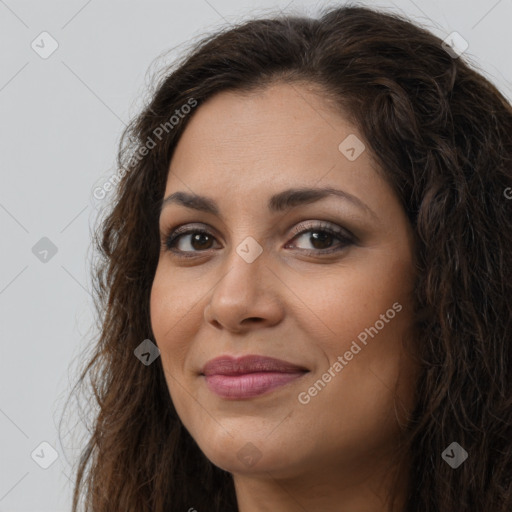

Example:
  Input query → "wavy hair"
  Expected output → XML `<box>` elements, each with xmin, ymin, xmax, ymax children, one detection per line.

<box><xmin>66</xmin><ymin>4</ymin><xmax>512</xmax><ymax>511</ymax></box>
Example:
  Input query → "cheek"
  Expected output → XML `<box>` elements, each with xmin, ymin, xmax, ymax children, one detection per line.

<box><xmin>150</xmin><ymin>261</ymin><xmax>204</xmax><ymax>339</ymax></box>
<box><xmin>150</xmin><ymin>270</ymin><xmax>199</xmax><ymax>422</ymax></box>
<box><xmin>290</xmin><ymin>256</ymin><xmax>417</xmax><ymax>411</ymax></box>
<box><xmin>289</xmin><ymin>255</ymin><xmax>414</xmax><ymax>348</ymax></box>
<box><xmin>150</xmin><ymin>264</ymin><xmax>195</xmax><ymax>370</ymax></box>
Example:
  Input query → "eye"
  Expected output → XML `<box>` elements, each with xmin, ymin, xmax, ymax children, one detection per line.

<box><xmin>286</xmin><ymin>221</ymin><xmax>354</xmax><ymax>254</ymax></box>
<box><xmin>162</xmin><ymin>224</ymin><xmax>219</xmax><ymax>257</ymax></box>
<box><xmin>162</xmin><ymin>221</ymin><xmax>354</xmax><ymax>258</ymax></box>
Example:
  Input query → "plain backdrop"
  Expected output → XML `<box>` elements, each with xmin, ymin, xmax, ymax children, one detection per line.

<box><xmin>0</xmin><ymin>0</ymin><xmax>510</xmax><ymax>510</ymax></box>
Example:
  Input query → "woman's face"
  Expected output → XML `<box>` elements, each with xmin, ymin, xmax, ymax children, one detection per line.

<box><xmin>150</xmin><ymin>82</ymin><xmax>419</xmax><ymax>486</ymax></box>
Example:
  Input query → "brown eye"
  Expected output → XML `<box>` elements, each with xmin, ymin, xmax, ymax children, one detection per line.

<box><xmin>165</xmin><ymin>229</ymin><xmax>218</xmax><ymax>253</ymax></box>
<box><xmin>286</xmin><ymin>221</ymin><xmax>354</xmax><ymax>255</ymax></box>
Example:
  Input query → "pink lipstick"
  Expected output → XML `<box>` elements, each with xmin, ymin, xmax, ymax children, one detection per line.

<box><xmin>201</xmin><ymin>355</ymin><xmax>308</xmax><ymax>399</ymax></box>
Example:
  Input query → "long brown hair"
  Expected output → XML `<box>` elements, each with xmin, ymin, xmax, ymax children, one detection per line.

<box><xmin>65</xmin><ymin>5</ymin><xmax>512</xmax><ymax>511</ymax></box>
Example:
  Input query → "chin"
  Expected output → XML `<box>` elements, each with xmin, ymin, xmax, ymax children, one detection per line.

<box><xmin>194</xmin><ymin>429</ymin><xmax>304</xmax><ymax>478</ymax></box>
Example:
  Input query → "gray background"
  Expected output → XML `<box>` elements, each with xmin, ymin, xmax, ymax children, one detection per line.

<box><xmin>0</xmin><ymin>0</ymin><xmax>510</xmax><ymax>510</ymax></box>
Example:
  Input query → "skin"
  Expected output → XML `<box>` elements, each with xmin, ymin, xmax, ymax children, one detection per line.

<box><xmin>150</xmin><ymin>81</ymin><xmax>420</xmax><ymax>512</ymax></box>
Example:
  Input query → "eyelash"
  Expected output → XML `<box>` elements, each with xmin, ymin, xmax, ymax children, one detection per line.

<box><xmin>161</xmin><ymin>221</ymin><xmax>355</xmax><ymax>258</ymax></box>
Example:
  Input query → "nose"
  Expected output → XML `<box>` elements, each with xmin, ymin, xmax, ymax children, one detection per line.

<box><xmin>204</xmin><ymin>241</ymin><xmax>284</xmax><ymax>333</ymax></box>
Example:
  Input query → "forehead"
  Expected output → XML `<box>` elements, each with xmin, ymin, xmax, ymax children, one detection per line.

<box><xmin>171</xmin><ymin>82</ymin><xmax>354</xmax><ymax>166</ymax></box>
<box><xmin>163</xmin><ymin>82</ymin><xmax>387</xmax><ymax>213</ymax></box>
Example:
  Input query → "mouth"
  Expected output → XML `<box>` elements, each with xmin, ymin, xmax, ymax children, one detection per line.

<box><xmin>200</xmin><ymin>355</ymin><xmax>309</xmax><ymax>400</ymax></box>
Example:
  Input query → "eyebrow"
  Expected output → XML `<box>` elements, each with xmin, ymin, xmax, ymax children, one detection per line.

<box><xmin>159</xmin><ymin>187</ymin><xmax>377</xmax><ymax>220</ymax></box>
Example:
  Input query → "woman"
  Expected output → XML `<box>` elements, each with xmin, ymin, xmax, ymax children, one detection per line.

<box><xmin>68</xmin><ymin>5</ymin><xmax>512</xmax><ymax>511</ymax></box>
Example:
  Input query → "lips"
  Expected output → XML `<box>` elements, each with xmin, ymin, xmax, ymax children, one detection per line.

<box><xmin>201</xmin><ymin>355</ymin><xmax>309</xmax><ymax>399</ymax></box>
<box><xmin>201</xmin><ymin>355</ymin><xmax>308</xmax><ymax>376</ymax></box>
